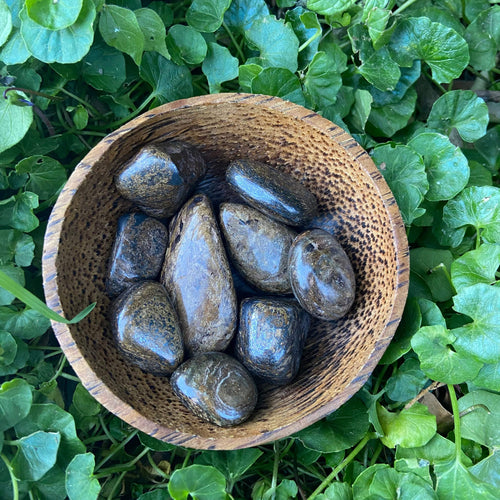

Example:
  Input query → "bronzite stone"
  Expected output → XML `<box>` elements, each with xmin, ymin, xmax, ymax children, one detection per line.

<box><xmin>111</xmin><ymin>281</ymin><xmax>184</xmax><ymax>376</ymax></box>
<box><xmin>161</xmin><ymin>193</ymin><xmax>237</xmax><ymax>355</ymax></box>
<box><xmin>226</xmin><ymin>159</ymin><xmax>318</xmax><ymax>226</ymax></box>
<box><xmin>106</xmin><ymin>212</ymin><xmax>168</xmax><ymax>297</ymax></box>
<box><xmin>115</xmin><ymin>140</ymin><xmax>206</xmax><ymax>218</ymax></box>
<box><xmin>288</xmin><ymin>229</ymin><xmax>356</xmax><ymax>320</ymax></box>
<box><xmin>235</xmin><ymin>297</ymin><xmax>310</xmax><ymax>385</ymax></box>
<box><xmin>219</xmin><ymin>203</ymin><xmax>296</xmax><ymax>294</ymax></box>
<box><xmin>171</xmin><ymin>352</ymin><xmax>258</xmax><ymax>427</ymax></box>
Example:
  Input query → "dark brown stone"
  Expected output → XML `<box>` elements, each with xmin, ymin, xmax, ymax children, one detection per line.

<box><xmin>219</xmin><ymin>203</ymin><xmax>296</xmax><ymax>294</ymax></box>
<box><xmin>288</xmin><ymin>229</ymin><xmax>356</xmax><ymax>320</ymax></box>
<box><xmin>235</xmin><ymin>297</ymin><xmax>310</xmax><ymax>386</ymax></box>
<box><xmin>106</xmin><ymin>212</ymin><xmax>168</xmax><ymax>297</ymax></box>
<box><xmin>161</xmin><ymin>194</ymin><xmax>237</xmax><ymax>355</ymax></box>
<box><xmin>171</xmin><ymin>352</ymin><xmax>258</xmax><ymax>427</ymax></box>
<box><xmin>115</xmin><ymin>140</ymin><xmax>206</xmax><ymax>218</ymax></box>
<box><xmin>226</xmin><ymin>159</ymin><xmax>318</xmax><ymax>226</ymax></box>
<box><xmin>111</xmin><ymin>281</ymin><xmax>184</xmax><ymax>376</ymax></box>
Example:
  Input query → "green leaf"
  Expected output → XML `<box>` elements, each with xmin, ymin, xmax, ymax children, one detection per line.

<box><xmin>419</xmin><ymin>298</ymin><xmax>446</xmax><ymax>327</ymax></box>
<box><xmin>366</xmin><ymin>7</ymin><xmax>390</xmax><ymax>48</ymax></box>
<box><xmin>139</xmin><ymin>52</ymin><xmax>193</xmax><ymax>105</ymax></box>
<box><xmin>435</xmin><ymin>457</ymin><xmax>497</xmax><ymax>500</ymax></box>
<box><xmin>251</xmin><ymin>67</ymin><xmax>305</xmax><ymax>106</ymax></box>
<box><xmin>138</xmin><ymin>432</ymin><xmax>177</xmax><ymax>451</ymax></box>
<box><xmin>72</xmin><ymin>105</ymin><xmax>88</xmax><ymax>130</ymax></box>
<box><xmin>442</xmin><ymin>186</ymin><xmax>500</xmax><ymax>245</ymax></box>
<box><xmin>0</xmin><ymin>306</ymin><xmax>51</xmax><ymax>339</ymax></box>
<box><xmin>389</xmin><ymin>17</ymin><xmax>469</xmax><ymax>84</ymax></box>
<box><xmin>0</xmin><ymin>378</ymin><xmax>32</xmax><ymax>432</ymax></box>
<box><xmin>11</xmin><ymin>430</ymin><xmax>60</xmax><ymax>481</ymax></box>
<box><xmin>135</xmin><ymin>8</ymin><xmax>169</xmax><ymax>59</ymax></box>
<box><xmin>0</xmin><ymin>0</ymin><xmax>12</xmax><ymax>48</ymax></box>
<box><xmin>0</xmin><ymin>192</ymin><xmax>39</xmax><ymax>232</ymax></box>
<box><xmin>99</xmin><ymin>4</ymin><xmax>144</xmax><ymax>65</ymax></box>
<box><xmin>19</xmin><ymin>0</ymin><xmax>96</xmax><ymax>64</ymax></box>
<box><xmin>71</xmin><ymin>383</ymin><xmax>100</xmax><ymax>417</ymax></box>
<box><xmin>274</xmin><ymin>479</ymin><xmax>298</xmax><ymax>500</ymax></box>
<box><xmin>306</xmin><ymin>0</ymin><xmax>355</xmax><ymax>16</ymax></box>
<box><xmin>385</xmin><ymin>357</ymin><xmax>428</xmax><ymax>403</ymax></box>
<box><xmin>82</xmin><ymin>40</ymin><xmax>126</xmax><ymax>93</ymax></box>
<box><xmin>15</xmin><ymin>155</ymin><xmax>67</xmax><ymax>200</ymax></box>
<box><xmin>316</xmin><ymin>482</ymin><xmax>352</xmax><ymax>500</ymax></box>
<box><xmin>465</xmin><ymin>6</ymin><xmax>500</xmax><ymax>71</ymax></box>
<box><xmin>0</xmin><ymin>87</ymin><xmax>33</xmax><ymax>154</ymax></box>
<box><xmin>0</xmin><ymin>264</ymin><xmax>24</xmax><ymax>305</ymax></box>
<box><xmin>294</xmin><ymin>396</ymin><xmax>370</xmax><ymax>453</ymax></box>
<box><xmin>166</xmin><ymin>24</ymin><xmax>207</xmax><ymax>66</ymax></box>
<box><xmin>0</xmin><ymin>230</ymin><xmax>34</xmax><ymax>267</ymax></box>
<box><xmin>377</xmin><ymin>403</ymin><xmax>436</xmax><ymax>448</ymax></box>
<box><xmin>25</xmin><ymin>0</ymin><xmax>83</xmax><ymax>31</ymax></box>
<box><xmin>224</xmin><ymin>0</ymin><xmax>270</xmax><ymax>34</ymax></box>
<box><xmin>238</xmin><ymin>63</ymin><xmax>262</xmax><ymax>92</ymax></box>
<box><xmin>304</xmin><ymin>48</ymin><xmax>345</xmax><ymax>108</ymax></box>
<box><xmin>148</xmin><ymin>1</ymin><xmax>173</xmax><ymax>27</ymax></box>
<box><xmin>0</xmin><ymin>330</ymin><xmax>17</xmax><ymax>365</ymax></box>
<box><xmin>245</xmin><ymin>15</ymin><xmax>299</xmax><ymax>73</ymax></box>
<box><xmin>451</xmin><ymin>243</ymin><xmax>500</xmax><ymax>292</ymax></box>
<box><xmin>452</xmin><ymin>284</ymin><xmax>500</xmax><ymax>363</ymax></box>
<box><xmin>408</xmin><ymin>133</ymin><xmax>469</xmax><ymax>202</ymax></box>
<box><xmin>427</xmin><ymin>91</ymin><xmax>489</xmax><ymax>143</ymax></box>
<box><xmin>459</xmin><ymin>390</ymin><xmax>500</xmax><ymax>448</ymax></box>
<box><xmin>411</xmin><ymin>325</ymin><xmax>483</xmax><ymax>384</ymax></box>
<box><xmin>168</xmin><ymin>464</ymin><xmax>227</xmax><ymax>500</ymax></box>
<box><xmin>202</xmin><ymin>42</ymin><xmax>238</xmax><ymax>93</ymax></box>
<box><xmin>470</xmin><ymin>449</ymin><xmax>500</xmax><ymax>490</ymax></box>
<box><xmin>346</xmin><ymin>88</ymin><xmax>373</xmax><ymax>133</ymax></box>
<box><xmin>66</xmin><ymin>453</ymin><xmax>101</xmax><ymax>500</ymax></box>
<box><xmin>0</xmin><ymin>27</ymin><xmax>30</xmax><ymax>65</ymax></box>
<box><xmin>286</xmin><ymin>7</ymin><xmax>321</xmax><ymax>69</ymax></box>
<box><xmin>32</xmin><ymin>464</ymin><xmax>67</xmax><ymax>500</ymax></box>
<box><xmin>359</xmin><ymin>47</ymin><xmax>400</xmax><ymax>92</ymax></box>
<box><xmin>186</xmin><ymin>0</ymin><xmax>232</xmax><ymax>33</ymax></box>
<box><xmin>409</xmin><ymin>247</ymin><xmax>454</xmax><ymax>302</ymax></box>
<box><xmin>371</xmin><ymin>144</ymin><xmax>428</xmax><ymax>225</ymax></box>
<box><xmin>472</xmin><ymin>361</ymin><xmax>500</xmax><ymax>392</ymax></box>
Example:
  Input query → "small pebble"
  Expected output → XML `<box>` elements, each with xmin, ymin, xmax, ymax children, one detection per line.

<box><xmin>171</xmin><ymin>352</ymin><xmax>258</xmax><ymax>427</ymax></box>
<box><xmin>288</xmin><ymin>229</ymin><xmax>356</xmax><ymax>320</ymax></box>
<box><xmin>111</xmin><ymin>281</ymin><xmax>184</xmax><ymax>376</ymax></box>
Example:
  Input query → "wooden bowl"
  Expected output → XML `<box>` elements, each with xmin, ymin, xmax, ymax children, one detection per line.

<box><xmin>42</xmin><ymin>93</ymin><xmax>408</xmax><ymax>450</ymax></box>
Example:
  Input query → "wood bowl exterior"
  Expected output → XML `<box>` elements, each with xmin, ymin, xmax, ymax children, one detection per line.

<box><xmin>42</xmin><ymin>93</ymin><xmax>409</xmax><ymax>450</ymax></box>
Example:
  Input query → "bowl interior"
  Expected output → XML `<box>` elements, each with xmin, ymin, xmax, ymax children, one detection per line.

<box><xmin>43</xmin><ymin>94</ymin><xmax>408</xmax><ymax>450</ymax></box>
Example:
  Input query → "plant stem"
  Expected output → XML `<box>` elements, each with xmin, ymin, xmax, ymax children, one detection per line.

<box><xmin>146</xmin><ymin>451</ymin><xmax>170</xmax><ymax>480</ymax></box>
<box><xmin>393</xmin><ymin>0</ymin><xmax>419</xmax><ymax>15</ymax></box>
<box><xmin>96</xmin><ymin>429</ymin><xmax>139</xmax><ymax>470</ymax></box>
<box><xmin>270</xmin><ymin>441</ymin><xmax>281</xmax><ymax>500</ymax></box>
<box><xmin>106</xmin><ymin>470</ymin><xmax>127</xmax><ymax>500</ymax></box>
<box><xmin>59</xmin><ymin>88</ymin><xmax>101</xmax><ymax>117</ymax></box>
<box><xmin>47</xmin><ymin>355</ymin><xmax>67</xmax><ymax>384</ymax></box>
<box><xmin>447</xmin><ymin>384</ymin><xmax>462</xmax><ymax>464</ymax></box>
<box><xmin>222</xmin><ymin>21</ymin><xmax>246</xmax><ymax>62</ymax></box>
<box><xmin>1</xmin><ymin>453</ymin><xmax>19</xmax><ymax>500</ymax></box>
<box><xmin>307</xmin><ymin>433</ymin><xmax>373</xmax><ymax>499</ymax></box>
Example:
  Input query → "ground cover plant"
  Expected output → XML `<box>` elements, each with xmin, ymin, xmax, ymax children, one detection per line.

<box><xmin>0</xmin><ymin>0</ymin><xmax>499</xmax><ymax>498</ymax></box>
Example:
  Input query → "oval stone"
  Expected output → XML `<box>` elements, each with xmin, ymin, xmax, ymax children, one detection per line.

<box><xmin>111</xmin><ymin>281</ymin><xmax>184</xmax><ymax>376</ymax></box>
<box><xmin>106</xmin><ymin>212</ymin><xmax>168</xmax><ymax>297</ymax></box>
<box><xmin>115</xmin><ymin>140</ymin><xmax>206</xmax><ymax>218</ymax></box>
<box><xmin>219</xmin><ymin>203</ymin><xmax>296</xmax><ymax>294</ymax></box>
<box><xmin>288</xmin><ymin>229</ymin><xmax>356</xmax><ymax>320</ymax></box>
<box><xmin>161</xmin><ymin>194</ymin><xmax>237</xmax><ymax>355</ymax></box>
<box><xmin>235</xmin><ymin>297</ymin><xmax>310</xmax><ymax>386</ymax></box>
<box><xmin>171</xmin><ymin>352</ymin><xmax>258</xmax><ymax>427</ymax></box>
<box><xmin>226</xmin><ymin>159</ymin><xmax>318</xmax><ymax>226</ymax></box>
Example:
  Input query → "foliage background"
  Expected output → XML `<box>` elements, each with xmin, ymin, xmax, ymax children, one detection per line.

<box><xmin>0</xmin><ymin>0</ymin><xmax>499</xmax><ymax>499</ymax></box>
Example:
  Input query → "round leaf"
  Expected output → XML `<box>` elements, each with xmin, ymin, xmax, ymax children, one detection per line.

<box><xmin>306</xmin><ymin>0</ymin><xmax>355</xmax><ymax>15</ymax></box>
<box><xmin>251</xmin><ymin>67</ymin><xmax>305</xmax><ymax>106</ymax></box>
<box><xmin>0</xmin><ymin>378</ymin><xmax>32</xmax><ymax>432</ymax></box>
<box><xmin>427</xmin><ymin>91</ymin><xmax>489</xmax><ymax>143</ymax></box>
<box><xmin>0</xmin><ymin>306</ymin><xmax>51</xmax><ymax>340</ymax></box>
<box><xmin>472</xmin><ymin>361</ymin><xmax>500</xmax><ymax>392</ymax></box>
<box><xmin>65</xmin><ymin>453</ymin><xmax>101</xmax><ymax>500</ymax></box>
<box><xmin>202</xmin><ymin>42</ymin><xmax>238</xmax><ymax>93</ymax></box>
<box><xmin>224</xmin><ymin>0</ymin><xmax>270</xmax><ymax>34</ymax></box>
<box><xmin>385</xmin><ymin>358</ymin><xmax>429</xmax><ymax>403</ymax></box>
<box><xmin>166</xmin><ymin>24</ymin><xmax>207</xmax><ymax>65</ymax></box>
<box><xmin>0</xmin><ymin>87</ymin><xmax>33</xmax><ymax>154</ymax></box>
<box><xmin>0</xmin><ymin>330</ymin><xmax>17</xmax><ymax>366</ymax></box>
<box><xmin>465</xmin><ymin>6</ymin><xmax>500</xmax><ymax>71</ymax></box>
<box><xmin>186</xmin><ymin>0</ymin><xmax>232</xmax><ymax>33</ymax></box>
<box><xmin>19</xmin><ymin>0</ymin><xmax>95</xmax><ymax>64</ymax></box>
<box><xmin>408</xmin><ymin>132</ymin><xmax>469</xmax><ymax>201</ymax></box>
<box><xmin>0</xmin><ymin>0</ymin><xmax>12</xmax><ymax>47</ymax></box>
<box><xmin>25</xmin><ymin>0</ymin><xmax>83</xmax><ymax>31</ymax></box>
<box><xmin>168</xmin><ymin>464</ymin><xmax>227</xmax><ymax>500</ymax></box>
<box><xmin>0</xmin><ymin>264</ymin><xmax>25</xmax><ymax>305</ymax></box>
<box><xmin>0</xmin><ymin>27</ymin><xmax>31</xmax><ymax>65</ymax></box>
<box><xmin>135</xmin><ymin>8</ymin><xmax>169</xmax><ymax>59</ymax></box>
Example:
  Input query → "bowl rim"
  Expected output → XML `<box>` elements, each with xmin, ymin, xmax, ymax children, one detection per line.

<box><xmin>42</xmin><ymin>93</ymin><xmax>409</xmax><ymax>450</ymax></box>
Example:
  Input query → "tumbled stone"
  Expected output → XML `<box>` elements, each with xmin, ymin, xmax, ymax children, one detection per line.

<box><xmin>235</xmin><ymin>297</ymin><xmax>310</xmax><ymax>386</ymax></box>
<box><xmin>226</xmin><ymin>159</ymin><xmax>318</xmax><ymax>226</ymax></box>
<box><xmin>288</xmin><ymin>229</ymin><xmax>356</xmax><ymax>320</ymax></box>
<box><xmin>171</xmin><ymin>352</ymin><xmax>258</xmax><ymax>427</ymax></box>
<box><xmin>161</xmin><ymin>194</ymin><xmax>237</xmax><ymax>355</ymax></box>
<box><xmin>106</xmin><ymin>212</ymin><xmax>169</xmax><ymax>297</ymax></box>
<box><xmin>115</xmin><ymin>140</ymin><xmax>206</xmax><ymax>218</ymax></box>
<box><xmin>111</xmin><ymin>281</ymin><xmax>184</xmax><ymax>376</ymax></box>
<box><xmin>219</xmin><ymin>203</ymin><xmax>296</xmax><ymax>294</ymax></box>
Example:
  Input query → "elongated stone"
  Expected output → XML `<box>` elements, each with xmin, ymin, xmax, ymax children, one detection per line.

<box><xmin>171</xmin><ymin>352</ymin><xmax>258</xmax><ymax>427</ymax></box>
<box><xmin>288</xmin><ymin>229</ymin><xmax>356</xmax><ymax>320</ymax></box>
<box><xmin>235</xmin><ymin>297</ymin><xmax>310</xmax><ymax>386</ymax></box>
<box><xmin>219</xmin><ymin>203</ymin><xmax>296</xmax><ymax>294</ymax></box>
<box><xmin>115</xmin><ymin>140</ymin><xmax>206</xmax><ymax>218</ymax></box>
<box><xmin>106</xmin><ymin>212</ymin><xmax>168</xmax><ymax>297</ymax></box>
<box><xmin>226</xmin><ymin>159</ymin><xmax>318</xmax><ymax>226</ymax></box>
<box><xmin>111</xmin><ymin>281</ymin><xmax>184</xmax><ymax>376</ymax></box>
<box><xmin>161</xmin><ymin>194</ymin><xmax>237</xmax><ymax>355</ymax></box>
